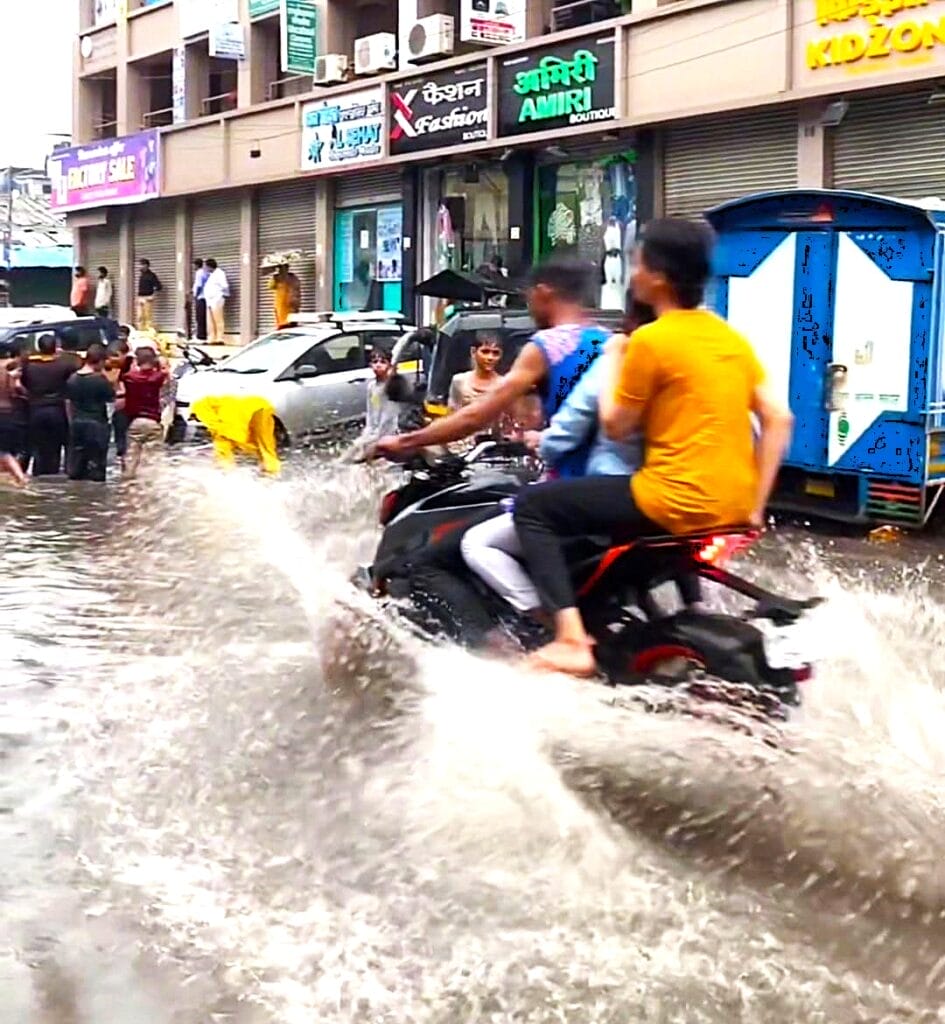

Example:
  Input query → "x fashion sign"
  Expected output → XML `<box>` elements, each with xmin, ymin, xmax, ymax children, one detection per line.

<box><xmin>389</xmin><ymin>62</ymin><xmax>488</xmax><ymax>156</ymax></box>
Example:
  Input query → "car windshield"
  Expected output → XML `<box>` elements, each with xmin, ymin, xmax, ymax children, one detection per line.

<box><xmin>216</xmin><ymin>330</ymin><xmax>321</xmax><ymax>374</ymax></box>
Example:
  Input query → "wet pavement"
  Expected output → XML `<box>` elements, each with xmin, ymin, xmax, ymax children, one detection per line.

<box><xmin>4</xmin><ymin>453</ymin><xmax>945</xmax><ymax>1023</ymax></box>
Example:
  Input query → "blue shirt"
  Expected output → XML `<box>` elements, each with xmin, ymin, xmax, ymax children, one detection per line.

<box><xmin>531</xmin><ymin>323</ymin><xmax>610</xmax><ymax>477</ymax></box>
<box><xmin>538</xmin><ymin>355</ymin><xmax>642</xmax><ymax>478</ymax></box>
<box><xmin>193</xmin><ymin>267</ymin><xmax>210</xmax><ymax>299</ymax></box>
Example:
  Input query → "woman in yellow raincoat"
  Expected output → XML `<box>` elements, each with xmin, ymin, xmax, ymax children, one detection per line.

<box><xmin>192</xmin><ymin>394</ymin><xmax>281</xmax><ymax>475</ymax></box>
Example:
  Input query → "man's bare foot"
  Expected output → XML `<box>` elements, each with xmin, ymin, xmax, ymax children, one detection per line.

<box><xmin>527</xmin><ymin>640</ymin><xmax>596</xmax><ymax>678</ymax></box>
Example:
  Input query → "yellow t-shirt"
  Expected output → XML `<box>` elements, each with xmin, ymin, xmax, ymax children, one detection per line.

<box><xmin>616</xmin><ymin>309</ymin><xmax>763</xmax><ymax>535</ymax></box>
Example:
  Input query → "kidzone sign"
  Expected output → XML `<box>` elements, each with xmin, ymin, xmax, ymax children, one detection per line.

<box><xmin>805</xmin><ymin>0</ymin><xmax>945</xmax><ymax>75</ymax></box>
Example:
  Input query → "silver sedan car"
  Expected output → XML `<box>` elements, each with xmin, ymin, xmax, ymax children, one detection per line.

<box><xmin>173</xmin><ymin>313</ymin><xmax>416</xmax><ymax>443</ymax></box>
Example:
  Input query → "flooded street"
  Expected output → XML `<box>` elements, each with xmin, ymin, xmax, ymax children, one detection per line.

<box><xmin>5</xmin><ymin>454</ymin><xmax>945</xmax><ymax>1023</ymax></box>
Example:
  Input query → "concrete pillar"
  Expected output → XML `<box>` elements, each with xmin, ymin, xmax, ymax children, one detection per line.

<box><xmin>115</xmin><ymin>9</ymin><xmax>135</xmax><ymax>134</ymax></box>
<box><xmin>797</xmin><ymin>102</ymin><xmax>829</xmax><ymax>189</ymax></box>
<box><xmin>240</xmin><ymin>190</ymin><xmax>256</xmax><ymax>342</ymax></box>
<box><xmin>398</xmin><ymin>0</ymin><xmax>419</xmax><ymax>68</ymax></box>
<box><xmin>184</xmin><ymin>43</ymin><xmax>210</xmax><ymax>121</ymax></box>
<box><xmin>118</xmin><ymin>208</ymin><xmax>134</xmax><ymax>324</ymax></box>
<box><xmin>315</xmin><ymin>178</ymin><xmax>332</xmax><ymax>311</ymax></box>
<box><xmin>239</xmin><ymin>7</ymin><xmax>269</xmax><ymax>106</ymax></box>
<box><xmin>176</xmin><ymin>199</ymin><xmax>189</xmax><ymax>334</ymax></box>
<box><xmin>321</xmin><ymin>0</ymin><xmax>357</xmax><ymax>58</ymax></box>
<box><xmin>122</xmin><ymin>61</ymin><xmax>149</xmax><ymax>134</ymax></box>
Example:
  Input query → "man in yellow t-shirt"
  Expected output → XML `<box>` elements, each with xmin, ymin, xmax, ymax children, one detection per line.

<box><xmin>513</xmin><ymin>218</ymin><xmax>794</xmax><ymax>676</ymax></box>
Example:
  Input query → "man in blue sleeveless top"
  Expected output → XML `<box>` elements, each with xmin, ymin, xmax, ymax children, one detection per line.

<box><xmin>375</xmin><ymin>257</ymin><xmax>608</xmax><ymax>463</ymax></box>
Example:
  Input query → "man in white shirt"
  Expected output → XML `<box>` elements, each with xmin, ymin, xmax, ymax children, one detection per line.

<box><xmin>203</xmin><ymin>258</ymin><xmax>230</xmax><ymax>344</ymax></box>
<box><xmin>94</xmin><ymin>266</ymin><xmax>113</xmax><ymax>317</ymax></box>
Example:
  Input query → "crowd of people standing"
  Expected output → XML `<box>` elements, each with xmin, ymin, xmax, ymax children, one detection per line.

<box><xmin>0</xmin><ymin>326</ymin><xmax>169</xmax><ymax>487</ymax></box>
<box><xmin>68</xmin><ymin>257</ymin><xmax>230</xmax><ymax>341</ymax></box>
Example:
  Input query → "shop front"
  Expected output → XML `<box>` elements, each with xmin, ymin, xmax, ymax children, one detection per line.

<box><xmin>796</xmin><ymin>0</ymin><xmax>945</xmax><ymax>198</ymax></box>
<box><xmin>496</xmin><ymin>32</ymin><xmax>634</xmax><ymax>310</ymax></box>
<box><xmin>49</xmin><ymin>130</ymin><xmax>162</xmax><ymax>323</ymax></box>
<box><xmin>301</xmin><ymin>87</ymin><xmax>404</xmax><ymax>315</ymax></box>
<box><xmin>662</xmin><ymin>106</ymin><xmax>799</xmax><ymax>219</ymax></box>
<box><xmin>388</xmin><ymin>60</ymin><xmax>498</xmax><ymax>318</ymax></box>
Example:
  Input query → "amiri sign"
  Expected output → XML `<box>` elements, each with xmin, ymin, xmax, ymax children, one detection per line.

<box><xmin>806</xmin><ymin>0</ymin><xmax>945</xmax><ymax>73</ymax></box>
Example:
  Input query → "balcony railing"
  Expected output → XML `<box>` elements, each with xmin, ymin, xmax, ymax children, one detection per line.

<box><xmin>267</xmin><ymin>75</ymin><xmax>310</xmax><ymax>102</ymax></box>
<box><xmin>142</xmin><ymin>106</ymin><xmax>174</xmax><ymax>128</ymax></box>
<box><xmin>201</xmin><ymin>91</ymin><xmax>239</xmax><ymax>116</ymax></box>
<box><xmin>94</xmin><ymin>118</ymin><xmax>118</xmax><ymax>140</ymax></box>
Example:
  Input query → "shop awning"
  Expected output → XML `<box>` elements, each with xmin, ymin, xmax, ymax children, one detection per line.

<box><xmin>415</xmin><ymin>269</ymin><xmax>522</xmax><ymax>303</ymax></box>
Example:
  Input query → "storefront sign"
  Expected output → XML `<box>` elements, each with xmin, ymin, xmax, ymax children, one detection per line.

<box><xmin>805</xmin><ymin>0</ymin><xmax>945</xmax><ymax>74</ymax></box>
<box><xmin>47</xmin><ymin>131</ymin><xmax>160</xmax><ymax>213</ymax></box>
<box><xmin>209</xmin><ymin>20</ymin><xmax>245</xmax><ymax>59</ymax></box>
<box><xmin>172</xmin><ymin>46</ymin><xmax>187</xmax><ymax>124</ymax></box>
<box><xmin>249</xmin><ymin>0</ymin><xmax>280</xmax><ymax>15</ymax></box>
<box><xmin>179</xmin><ymin>0</ymin><xmax>238</xmax><ymax>39</ymax></box>
<box><xmin>281</xmin><ymin>0</ymin><xmax>318</xmax><ymax>76</ymax></box>
<box><xmin>301</xmin><ymin>88</ymin><xmax>384</xmax><ymax>170</ymax></box>
<box><xmin>460</xmin><ymin>0</ymin><xmax>525</xmax><ymax>46</ymax></box>
<box><xmin>497</xmin><ymin>34</ymin><xmax>615</xmax><ymax>137</ymax></box>
<box><xmin>389</xmin><ymin>63</ymin><xmax>488</xmax><ymax>156</ymax></box>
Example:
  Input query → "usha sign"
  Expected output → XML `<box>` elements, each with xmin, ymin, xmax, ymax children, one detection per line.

<box><xmin>806</xmin><ymin>0</ymin><xmax>945</xmax><ymax>72</ymax></box>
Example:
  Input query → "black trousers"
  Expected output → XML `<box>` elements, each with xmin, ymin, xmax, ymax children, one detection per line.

<box><xmin>112</xmin><ymin>409</ymin><xmax>129</xmax><ymax>457</ymax></box>
<box><xmin>29</xmin><ymin>405</ymin><xmax>67</xmax><ymax>476</ymax></box>
<box><xmin>68</xmin><ymin>419</ymin><xmax>110</xmax><ymax>482</ymax></box>
<box><xmin>195</xmin><ymin>297</ymin><xmax>208</xmax><ymax>341</ymax></box>
<box><xmin>513</xmin><ymin>476</ymin><xmax>660</xmax><ymax>613</ymax></box>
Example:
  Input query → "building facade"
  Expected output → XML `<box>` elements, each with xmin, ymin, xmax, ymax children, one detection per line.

<box><xmin>69</xmin><ymin>0</ymin><xmax>945</xmax><ymax>341</ymax></box>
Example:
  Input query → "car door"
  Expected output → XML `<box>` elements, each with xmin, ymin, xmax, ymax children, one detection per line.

<box><xmin>280</xmin><ymin>332</ymin><xmax>370</xmax><ymax>434</ymax></box>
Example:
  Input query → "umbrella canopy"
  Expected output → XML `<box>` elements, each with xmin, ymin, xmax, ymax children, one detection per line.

<box><xmin>414</xmin><ymin>268</ymin><xmax>522</xmax><ymax>303</ymax></box>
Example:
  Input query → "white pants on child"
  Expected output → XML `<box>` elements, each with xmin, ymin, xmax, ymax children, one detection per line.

<box><xmin>460</xmin><ymin>511</ymin><xmax>540</xmax><ymax>614</ymax></box>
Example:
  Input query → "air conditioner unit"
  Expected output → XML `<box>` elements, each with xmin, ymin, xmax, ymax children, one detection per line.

<box><xmin>354</xmin><ymin>32</ymin><xmax>397</xmax><ymax>76</ymax></box>
<box><xmin>313</xmin><ymin>53</ymin><xmax>349</xmax><ymax>86</ymax></box>
<box><xmin>407</xmin><ymin>14</ymin><xmax>455</xmax><ymax>63</ymax></box>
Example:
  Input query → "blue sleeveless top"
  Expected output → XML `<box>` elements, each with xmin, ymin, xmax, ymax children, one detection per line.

<box><xmin>531</xmin><ymin>323</ymin><xmax>611</xmax><ymax>477</ymax></box>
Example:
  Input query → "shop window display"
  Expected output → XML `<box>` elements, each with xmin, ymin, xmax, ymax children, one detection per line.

<box><xmin>537</xmin><ymin>155</ymin><xmax>637</xmax><ymax>310</ymax></box>
<box><xmin>436</xmin><ymin>168</ymin><xmax>510</xmax><ymax>276</ymax></box>
<box><xmin>334</xmin><ymin>205</ymin><xmax>403</xmax><ymax>313</ymax></box>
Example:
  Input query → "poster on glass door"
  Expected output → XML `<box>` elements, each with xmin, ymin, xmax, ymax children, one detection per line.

<box><xmin>376</xmin><ymin>208</ymin><xmax>403</xmax><ymax>283</ymax></box>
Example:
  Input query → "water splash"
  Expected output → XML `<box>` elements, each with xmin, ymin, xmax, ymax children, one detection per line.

<box><xmin>7</xmin><ymin>459</ymin><xmax>945</xmax><ymax>1021</ymax></box>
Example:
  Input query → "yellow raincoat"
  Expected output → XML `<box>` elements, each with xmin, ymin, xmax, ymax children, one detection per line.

<box><xmin>192</xmin><ymin>394</ymin><xmax>281</xmax><ymax>475</ymax></box>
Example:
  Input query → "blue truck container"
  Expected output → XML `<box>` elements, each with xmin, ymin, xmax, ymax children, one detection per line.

<box><xmin>706</xmin><ymin>189</ymin><xmax>945</xmax><ymax>527</ymax></box>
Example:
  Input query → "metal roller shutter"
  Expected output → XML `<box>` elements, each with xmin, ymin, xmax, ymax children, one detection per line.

<box><xmin>132</xmin><ymin>202</ymin><xmax>177</xmax><ymax>332</ymax></box>
<box><xmin>84</xmin><ymin>224</ymin><xmax>121</xmax><ymax>313</ymax></box>
<box><xmin>663</xmin><ymin>108</ymin><xmax>798</xmax><ymax>219</ymax></box>
<box><xmin>256</xmin><ymin>180</ymin><xmax>317</xmax><ymax>335</ymax></box>
<box><xmin>336</xmin><ymin>167</ymin><xmax>403</xmax><ymax>208</ymax></box>
<box><xmin>191</xmin><ymin>193</ymin><xmax>242</xmax><ymax>336</ymax></box>
<box><xmin>833</xmin><ymin>91</ymin><xmax>945</xmax><ymax>199</ymax></box>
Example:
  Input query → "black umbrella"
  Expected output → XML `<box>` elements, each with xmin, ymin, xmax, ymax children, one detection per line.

<box><xmin>414</xmin><ymin>268</ymin><xmax>523</xmax><ymax>303</ymax></box>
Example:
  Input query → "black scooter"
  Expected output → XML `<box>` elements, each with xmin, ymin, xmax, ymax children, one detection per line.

<box><xmin>355</xmin><ymin>441</ymin><xmax>821</xmax><ymax>719</ymax></box>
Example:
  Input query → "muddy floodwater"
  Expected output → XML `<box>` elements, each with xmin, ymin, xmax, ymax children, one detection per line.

<box><xmin>5</xmin><ymin>454</ymin><xmax>945</xmax><ymax>1023</ymax></box>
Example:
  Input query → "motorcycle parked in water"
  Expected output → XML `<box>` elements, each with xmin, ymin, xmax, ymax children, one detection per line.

<box><xmin>354</xmin><ymin>441</ymin><xmax>822</xmax><ymax>720</ymax></box>
<box><xmin>166</xmin><ymin>340</ymin><xmax>217</xmax><ymax>444</ymax></box>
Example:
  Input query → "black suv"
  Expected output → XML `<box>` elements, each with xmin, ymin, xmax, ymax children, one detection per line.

<box><xmin>424</xmin><ymin>307</ymin><xmax>626</xmax><ymax>413</ymax></box>
<box><xmin>0</xmin><ymin>315</ymin><xmax>116</xmax><ymax>355</ymax></box>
